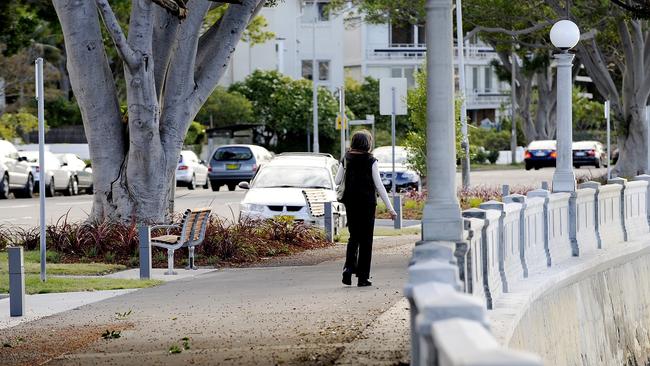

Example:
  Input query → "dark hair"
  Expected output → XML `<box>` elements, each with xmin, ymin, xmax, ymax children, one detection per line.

<box><xmin>350</xmin><ymin>130</ymin><xmax>373</xmax><ymax>152</ymax></box>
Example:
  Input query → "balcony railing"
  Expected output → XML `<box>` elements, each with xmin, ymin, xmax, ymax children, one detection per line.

<box><xmin>366</xmin><ymin>43</ymin><xmax>498</xmax><ymax>61</ymax></box>
<box><xmin>465</xmin><ymin>92</ymin><xmax>509</xmax><ymax>107</ymax></box>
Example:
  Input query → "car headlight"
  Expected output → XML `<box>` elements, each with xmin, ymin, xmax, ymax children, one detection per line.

<box><xmin>240</xmin><ymin>203</ymin><xmax>265</xmax><ymax>212</ymax></box>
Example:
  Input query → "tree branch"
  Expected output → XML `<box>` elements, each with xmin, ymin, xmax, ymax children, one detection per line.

<box><xmin>464</xmin><ymin>21</ymin><xmax>553</xmax><ymax>42</ymax></box>
<box><xmin>95</xmin><ymin>0</ymin><xmax>138</xmax><ymax>69</ymax></box>
<box><xmin>153</xmin><ymin>6</ymin><xmax>181</xmax><ymax>100</ymax></box>
<box><xmin>192</xmin><ymin>0</ymin><xmax>260</xmax><ymax>111</ymax></box>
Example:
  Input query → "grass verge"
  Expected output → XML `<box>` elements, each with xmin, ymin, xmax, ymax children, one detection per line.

<box><xmin>0</xmin><ymin>250</ymin><xmax>160</xmax><ymax>294</ymax></box>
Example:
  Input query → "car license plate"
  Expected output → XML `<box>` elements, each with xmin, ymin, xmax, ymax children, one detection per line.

<box><xmin>382</xmin><ymin>179</ymin><xmax>391</xmax><ymax>186</ymax></box>
<box><xmin>276</xmin><ymin>215</ymin><xmax>295</xmax><ymax>221</ymax></box>
<box><xmin>535</xmin><ymin>152</ymin><xmax>546</xmax><ymax>157</ymax></box>
<box><xmin>226</xmin><ymin>164</ymin><xmax>240</xmax><ymax>170</ymax></box>
<box><xmin>575</xmin><ymin>152</ymin><xmax>585</xmax><ymax>157</ymax></box>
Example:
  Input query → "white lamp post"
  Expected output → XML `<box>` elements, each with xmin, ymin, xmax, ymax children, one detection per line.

<box><xmin>550</xmin><ymin>20</ymin><xmax>580</xmax><ymax>193</ymax></box>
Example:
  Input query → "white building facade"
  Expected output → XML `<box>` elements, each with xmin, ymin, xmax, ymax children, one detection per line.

<box><xmin>219</xmin><ymin>0</ymin><xmax>345</xmax><ymax>91</ymax></box>
<box><xmin>344</xmin><ymin>19</ymin><xmax>511</xmax><ymax>124</ymax></box>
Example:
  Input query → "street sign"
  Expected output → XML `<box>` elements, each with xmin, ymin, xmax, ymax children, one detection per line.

<box><xmin>336</xmin><ymin>114</ymin><xmax>348</xmax><ymax>130</ymax></box>
<box><xmin>379</xmin><ymin>78</ymin><xmax>407</xmax><ymax>116</ymax></box>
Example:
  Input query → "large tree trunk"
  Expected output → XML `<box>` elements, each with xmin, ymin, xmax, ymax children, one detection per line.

<box><xmin>535</xmin><ymin>66</ymin><xmax>557</xmax><ymax>139</ymax></box>
<box><xmin>0</xmin><ymin>78</ymin><xmax>5</xmax><ymax>116</ymax></box>
<box><xmin>55</xmin><ymin>0</ymin><xmax>261</xmax><ymax>223</ymax></box>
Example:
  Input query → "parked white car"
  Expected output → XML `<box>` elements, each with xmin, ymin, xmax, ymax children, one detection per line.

<box><xmin>373</xmin><ymin>146</ymin><xmax>421</xmax><ymax>192</ymax></box>
<box><xmin>56</xmin><ymin>153</ymin><xmax>93</xmax><ymax>194</ymax></box>
<box><xmin>176</xmin><ymin>150</ymin><xmax>210</xmax><ymax>190</ymax></box>
<box><xmin>239</xmin><ymin>153</ymin><xmax>346</xmax><ymax>230</ymax></box>
<box><xmin>0</xmin><ymin>140</ymin><xmax>33</xmax><ymax>199</ymax></box>
<box><xmin>19</xmin><ymin>151</ymin><xmax>78</xmax><ymax>196</ymax></box>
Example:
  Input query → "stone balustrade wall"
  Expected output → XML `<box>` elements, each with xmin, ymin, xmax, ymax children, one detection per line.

<box><xmin>406</xmin><ymin>175</ymin><xmax>650</xmax><ymax>366</ymax></box>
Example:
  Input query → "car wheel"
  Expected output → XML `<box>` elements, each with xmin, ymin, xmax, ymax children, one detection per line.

<box><xmin>211</xmin><ymin>180</ymin><xmax>220</xmax><ymax>192</ymax></box>
<box><xmin>595</xmin><ymin>160</ymin><xmax>601</xmax><ymax>169</ymax></box>
<box><xmin>202</xmin><ymin>178</ymin><xmax>210</xmax><ymax>189</ymax></box>
<box><xmin>46</xmin><ymin>177</ymin><xmax>55</xmax><ymax>197</ymax></box>
<box><xmin>0</xmin><ymin>174</ymin><xmax>9</xmax><ymax>199</ymax></box>
<box><xmin>86</xmin><ymin>185</ymin><xmax>94</xmax><ymax>194</ymax></box>
<box><xmin>188</xmin><ymin>174</ymin><xmax>196</xmax><ymax>190</ymax></box>
<box><xmin>525</xmin><ymin>163</ymin><xmax>532</xmax><ymax>171</ymax></box>
<box><xmin>16</xmin><ymin>174</ymin><xmax>34</xmax><ymax>199</ymax></box>
<box><xmin>573</xmin><ymin>164</ymin><xmax>580</xmax><ymax>169</ymax></box>
<box><xmin>227</xmin><ymin>183</ymin><xmax>237</xmax><ymax>191</ymax></box>
<box><xmin>534</xmin><ymin>165</ymin><xmax>540</xmax><ymax>170</ymax></box>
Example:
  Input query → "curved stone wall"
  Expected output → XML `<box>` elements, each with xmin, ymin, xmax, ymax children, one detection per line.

<box><xmin>509</xmin><ymin>245</ymin><xmax>650</xmax><ymax>365</ymax></box>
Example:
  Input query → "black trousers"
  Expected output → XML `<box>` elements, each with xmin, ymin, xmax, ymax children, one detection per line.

<box><xmin>344</xmin><ymin>201</ymin><xmax>376</xmax><ymax>280</ymax></box>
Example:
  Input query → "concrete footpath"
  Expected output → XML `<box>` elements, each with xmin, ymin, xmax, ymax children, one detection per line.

<box><xmin>0</xmin><ymin>235</ymin><xmax>415</xmax><ymax>365</ymax></box>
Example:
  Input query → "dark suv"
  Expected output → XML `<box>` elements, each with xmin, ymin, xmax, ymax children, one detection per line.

<box><xmin>208</xmin><ymin>145</ymin><xmax>272</xmax><ymax>191</ymax></box>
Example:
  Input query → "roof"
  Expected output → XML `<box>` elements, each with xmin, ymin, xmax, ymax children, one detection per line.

<box><xmin>573</xmin><ymin>141</ymin><xmax>600</xmax><ymax>149</ymax></box>
<box><xmin>268</xmin><ymin>154</ymin><xmax>336</xmax><ymax>168</ymax></box>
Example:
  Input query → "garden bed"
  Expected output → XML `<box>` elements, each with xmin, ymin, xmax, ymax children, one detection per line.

<box><xmin>0</xmin><ymin>216</ymin><xmax>332</xmax><ymax>274</ymax></box>
<box><xmin>376</xmin><ymin>185</ymin><xmax>536</xmax><ymax>220</ymax></box>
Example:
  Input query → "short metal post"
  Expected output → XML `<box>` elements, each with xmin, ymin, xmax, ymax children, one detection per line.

<box><xmin>541</xmin><ymin>181</ymin><xmax>549</xmax><ymax>191</ymax></box>
<box><xmin>393</xmin><ymin>195</ymin><xmax>403</xmax><ymax>229</ymax></box>
<box><xmin>324</xmin><ymin>201</ymin><xmax>334</xmax><ymax>242</ymax></box>
<box><xmin>8</xmin><ymin>247</ymin><xmax>25</xmax><ymax>317</ymax></box>
<box><xmin>187</xmin><ymin>247</ymin><xmax>197</xmax><ymax>270</ymax></box>
<box><xmin>138</xmin><ymin>225</ymin><xmax>151</xmax><ymax>280</ymax></box>
<box><xmin>502</xmin><ymin>184</ymin><xmax>510</xmax><ymax>197</ymax></box>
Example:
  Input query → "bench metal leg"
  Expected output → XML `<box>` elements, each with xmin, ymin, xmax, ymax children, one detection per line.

<box><xmin>165</xmin><ymin>249</ymin><xmax>177</xmax><ymax>275</ymax></box>
<box><xmin>186</xmin><ymin>246</ymin><xmax>198</xmax><ymax>270</ymax></box>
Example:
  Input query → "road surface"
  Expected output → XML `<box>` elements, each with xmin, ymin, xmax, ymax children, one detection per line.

<box><xmin>0</xmin><ymin>167</ymin><xmax>607</xmax><ymax>227</ymax></box>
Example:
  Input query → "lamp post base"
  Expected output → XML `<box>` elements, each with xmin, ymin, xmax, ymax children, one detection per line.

<box><xmin>552</xmin><ymin>170</ymin><xmax>576</xmax><ymax>193</ymax></box>
<box><xmin>421</xmin><ymin>202</ymin><xmax>464</xmax><ymax>242</ymax></box>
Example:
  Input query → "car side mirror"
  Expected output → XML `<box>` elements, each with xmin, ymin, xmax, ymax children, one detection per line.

<box><xmin>200</xmin><ymin>160</ymin><xmax>206</xmax><ymax>165</ymax></box>
<box><xmin>61</xmin><ymin>162</ymin><xmax>68</xmax><ymax>166</ymax></box>
<box><xmin>85</xmin><ymin>163</ymin><xmax>92</xmax><ymax>168</ymax></box>
<box><xmin>238</xmin><ymin>181</ymin><xmax>250</xmax><ymax>190</ymax></box>
<box><xmin>17</xmin><ymin>156</ymin><xmax>27</xmax><ymax>162</ymax></box>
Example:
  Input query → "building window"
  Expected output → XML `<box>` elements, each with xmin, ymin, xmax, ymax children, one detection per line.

<box><xmin>472</xmin><ymin>67</ymin><xmax>479</xmax><ymax>92</ymax></box>
<box><xmin>390</xmin><ymin>67</ymin><xmax>416</xmax><ymax>87</ymax></box>
<box><xmin>302</xmin><ymin>60</ymin><xmax>330</xmax><ymax>81</ymax></box>
<box><xmin>417</xmin><ymin>25</ymin><xmax>426</xmax><ymax>45</ymax></box>
<box><xmin>390</xmin><ymin>23</ymin><xmax>414</xmax><ymax>45</ymax></box>
<box><xmin>302</xmin><ymin>1</ymin><xmax>329</xmax><ymax>22</ymax></box>
<box><xmin>484</xmin><ymin>67</ymin><xmax>492</xmax><ymax>92</ymax></box>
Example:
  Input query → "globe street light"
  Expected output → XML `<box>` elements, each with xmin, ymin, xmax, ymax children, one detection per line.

<box><xmin>550</xmin><ymin>19</ymin><xmax>580</xmax><ymax>193</ymax></box>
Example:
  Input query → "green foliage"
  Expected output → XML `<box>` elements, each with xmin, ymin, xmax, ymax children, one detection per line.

<box><xmin>0</xmin><ymin>110</ymin><xmax>39</xmax><ymax>142</ymax></box>
<box><xmin>184</xmin><ymin>122</ymin><xmax>206</xmax><ymax>146</ymax></box>
<box><xmin>230</xmin><ymin>70</ymin><xmax>339</xmax><ymax>154</ymax></box>
<box><xmin>195</xmin><ymin>88</ymin><xmax>254</xmax><ymax>127</ymax></box>
<box><xmin>403</xmin><ymin>69</ymin><xmax>463</xmax><ymax>177</ymax></box>
<box><xmin>44</xmin><ymin>97</ymin><xmax>82</xmax><ymax>127</ymax></box>
<box><xmin>573</xmin><ymin>87</ymin><xmax>605</xmax><ymax>131</ymax></box>
<box><xmin>204</xmin><ymin>6</ymin><xmax>275</xmax><ymax>46</ymax></box>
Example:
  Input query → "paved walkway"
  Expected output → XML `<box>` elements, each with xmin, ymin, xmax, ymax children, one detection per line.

<box><xmin>0</xmin><ymin>235</ymin><xmax>415</xmax><ymax>365</ymax></box>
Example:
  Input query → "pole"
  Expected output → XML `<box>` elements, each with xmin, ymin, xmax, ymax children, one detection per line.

<box><xmin>606</xmin><ymin>100</ymin><xmax>611</xmax><ymax>179</ymax></box>
<box><xmin>510</xmin><ymin>48</ymin><xmax>517</xmax><ymax>165</ymax></box>
<box><xmin>422</xmin><ymin>0</ymin><xmax>463</xmax><ymax>242</ymax></box>
<box><xmin>391</xmin><ymin>87</ymin><xmax>397</xmax><ymax>197</ymax></box>
<box><xmin>551</xmin><ymin>51</ymin><xmax>576</xmax><ymax>192</ymax></box>
<box><xmin>35</xmin><ymin>58</ymin><xmax>46</xmax><ymax>282</ymax></box>
<box><xmin>455</xmin><ymin>0</ymin><xmax>470</xmax><ymax>188</ymax></box>
<box><xmin>312</xmin><ymin>0</ymin><xmax>320</xmax><ymax>153</ymax></box>
<box><xmin>339</xmin><ymin>87</ymin><xmax>346</xmax><ymax>159</ymax></box>
<box><xmin>646</xmin><ymin>105</ymin><xmax>650</xmax><ymax>175</ymax></box>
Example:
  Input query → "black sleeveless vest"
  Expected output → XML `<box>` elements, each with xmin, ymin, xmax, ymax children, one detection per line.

<box><xmin>342</xmin><ymin>152</ymin><xmax>377</xmax><ymax>205</ymax></box>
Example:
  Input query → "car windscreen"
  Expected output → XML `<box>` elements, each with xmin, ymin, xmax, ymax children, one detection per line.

<box><xmin>374</xmin><ymin>149</ymin><xmax>408</xmax><ymax>165</ymax></box>
<box><xmin>252</xmin><ymin>166</ymin><xmax>332</xmax><ymax>189</ymax></box>
<box><xmin>213</xmin><ymin>147</ymin><xmax>253</xmax><ymax>161</ymax></box>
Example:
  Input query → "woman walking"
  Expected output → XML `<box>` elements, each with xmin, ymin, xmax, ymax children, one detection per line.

<box><xmin>335</xmin><ymin>130</ymin><xmax>397</xmax><ymax>287</ymax></box>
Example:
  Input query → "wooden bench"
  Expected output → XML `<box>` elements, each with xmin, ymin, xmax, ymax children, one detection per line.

<box><xmin>302</xmin><ymin>189</ymin><xmax>329</xmax><ymax>217</ymax></box>
<box><xmin>151</xmin><ymin>208</ymin><xmax>211</xmax><ymax>275</ymax></box>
